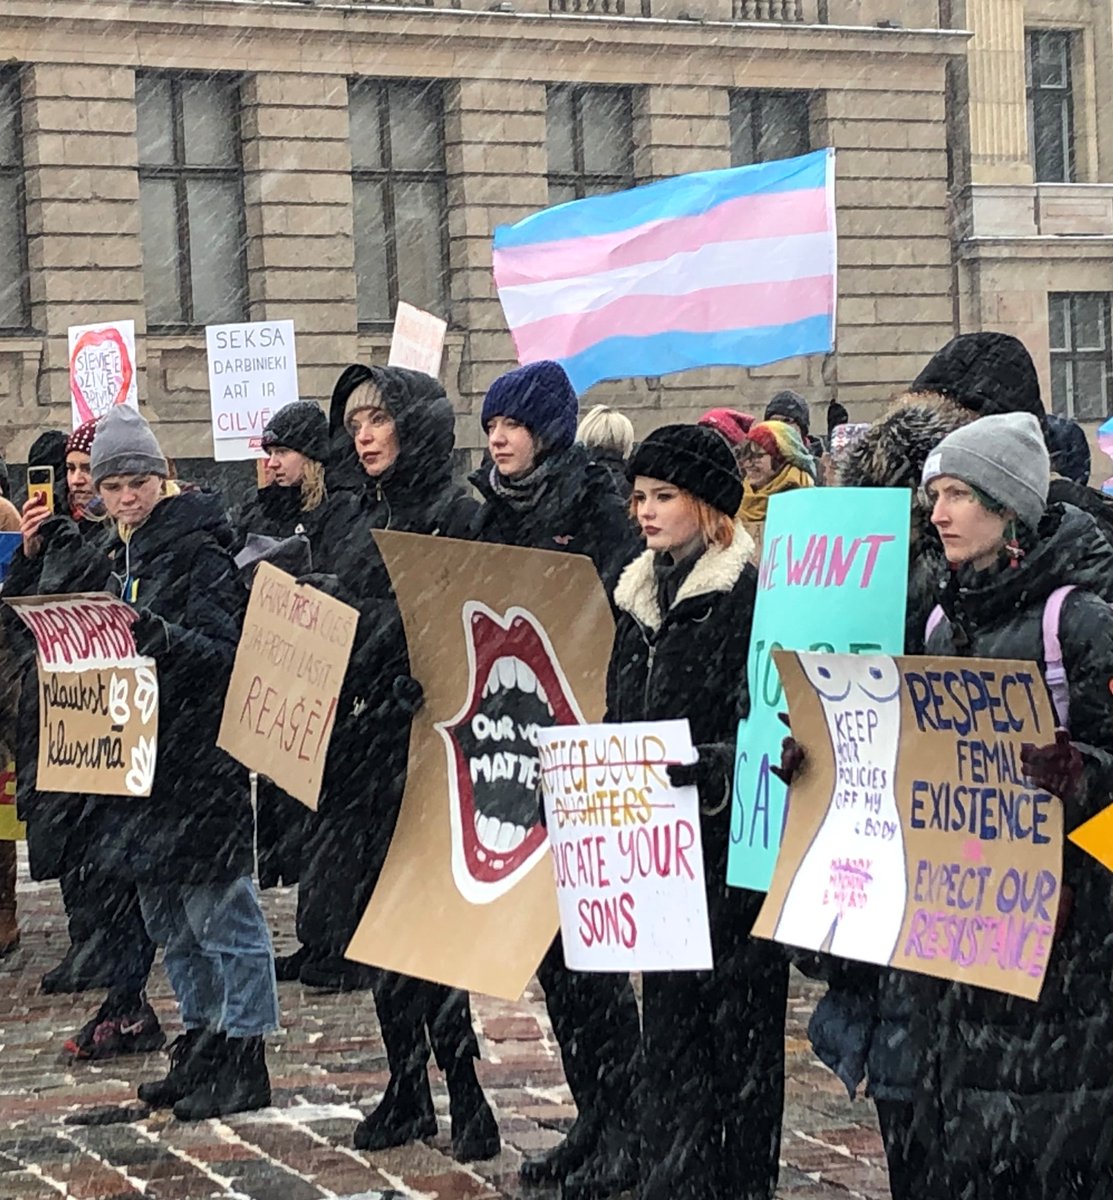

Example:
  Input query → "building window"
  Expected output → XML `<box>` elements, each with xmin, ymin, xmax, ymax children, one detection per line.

<box><xmin>1049</xmin><ymin>293</ymin><xmax>1111</xmax><ymax>420</ymax></box>
<box><xmin>1027</xmin><ymin>30</ymin><xmax>1075</xmax><ymax>183</ymax></box>
<box><xmin>349</xmin><ymin>80</ymin><xmax>448</xmax><ymax>327</ymax></box>
<box><xmin>136</xmin><ymin>73</ymin><xmax>247</xmax><ymax>328</ymax></box>
<box><xmin>547</xmin><ymin>86</ymin><xmax>634</xmax><ymax>205</ymax></box>
<box><xmin>0</xmin><ymin>71</ymin><xmax>29</xmax><ymax>332</ymax></box>
<box><xmin>730</xmin><ymin>91</ymin><xmax>810</xmax><ymax>166</ymax></box>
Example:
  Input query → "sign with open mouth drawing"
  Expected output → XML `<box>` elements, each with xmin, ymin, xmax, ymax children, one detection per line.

<box><xmin>346</xmin><ymin>532</ymin><xmax>615</xmax><ymax>1000</ymax></box>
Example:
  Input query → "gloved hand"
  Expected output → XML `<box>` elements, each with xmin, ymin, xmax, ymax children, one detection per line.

<box><xmin>392</xmin><ymin>674</ymin><xmax>425</xmax><ymax>715</ymax></box>
<box><xmin>130</xmin><ymin>608</ymin><xmax>171</xmax><ymax>658</ymax></box>
<box><xmin>296</xmin><ymin>572</ymin><xmax>344</xmax><ymax>600</ymax></box>
<box><xmin>1021</xmin><ymin>729</ymin><xmax>1083</xmax><ymax>799</ymax></box>
<box><xmin>667</xmin><ymin>743</ymin><xmax>730</xmax><ymax>814</ymax></box>
<box><xmin>770</xmin><ymin>711</ymin><xmax>806</xmax><ymax>786</ymax></box>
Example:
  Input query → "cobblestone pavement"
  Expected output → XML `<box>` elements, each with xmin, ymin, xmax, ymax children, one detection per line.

<box><xmin>0</xmin><ymin>856</ymin><xmax>892</xmax><ymax>1200</ymax></box>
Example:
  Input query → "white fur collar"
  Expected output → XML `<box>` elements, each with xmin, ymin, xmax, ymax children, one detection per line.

<box><xmin>614</xmin><ymin>522</ymin><xmax>756</xmax><ymax>632</ymax></box>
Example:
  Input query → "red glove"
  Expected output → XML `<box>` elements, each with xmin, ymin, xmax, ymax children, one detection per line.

<box><xmin>1020</xmin><ymin>730</ymin><xmax>1083</xmax><ymax>800</ymax></box>
<box><xmin>770</xmin><ymin>712</ymin><xmax>805</xmax><ymax>786</ymax></box>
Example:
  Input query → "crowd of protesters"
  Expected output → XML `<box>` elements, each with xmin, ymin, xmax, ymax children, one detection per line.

<box><xmin>0</xmin><ymin>329</ymin><xmax>1110</xmax><ymax>1200</ymax></box>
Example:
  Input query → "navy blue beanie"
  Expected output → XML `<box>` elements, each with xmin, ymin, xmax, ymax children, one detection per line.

<box><xmin>481</xmin><ymin>361</ymin><xmax>578</xmax><ymax>455</ymax></box>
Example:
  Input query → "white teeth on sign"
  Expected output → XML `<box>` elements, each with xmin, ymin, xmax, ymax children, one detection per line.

<box><xmin>515</xmin><ymin>660</ymin><xmax>537</xmax><ymax>693</ymax></box>
<box><xmin>536</xmin><ymin>682</ymin><xmax>548</xmax><ymax>706</ymax></box>
<box><xmin>482</xmin><ymin>675</ymin><xmax>496</xmax><ymax>699</ymax></box>
<box><xmin>496</xmin><ymin>657</ymin><xmax>516</xmax><ymax>689</ymax></box>
<box><xmin>506</xmin><ymin>825</ymin><xmax>526</xmax><ymax>852</ymax></box>
<box><xmin>477</xmin><ymin>814</ymin><xmax>500</xmax><ymax>849</ymax></box>
<box><xmin>494</xmin><ymin>821</ymin><xmax>518</xmax><ymax>852</ymax></box>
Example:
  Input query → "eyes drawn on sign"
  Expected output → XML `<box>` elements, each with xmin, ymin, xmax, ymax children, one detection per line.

<box><xmin>437</xmin><ymin>601</ymin><xmax>585</xmax><ymax>906</ymax></box>
<box><xmin>774</xmin><ymin>655</ymin><xmax>907</xmax><ymax>963</ymax></box>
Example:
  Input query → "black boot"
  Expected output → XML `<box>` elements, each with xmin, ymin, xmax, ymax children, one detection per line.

<box><xmin>274</xmin><ymin>945</ymin><xmax>311</xmax><ymax>983</ymax></box>
<box><xmin>560</xmin><ymin>1127</ymin><xmax>638</xmax><ymax>1200</ymax></box>
<box><xmin>520</xmin><ymin>1116</ymin><xmax>598</xmax><ymax>1185</ymax></box>
<box><xmin>137</xmin><ymin>1029</ymin><xmax>222</xmax><ymax>1109</ymax></box>
<box><xmin>299</xmin><ymin>953</ymin><xmax>376</xmax><ymax>992</ymax></box>
<box><xmin>40</xmin><ymin>944</ymin><xmax>112</xmax><ymax>994</ymax></box>
<box><xmin>353</xmin><ymin>1070</ymin><xmax>437</xmax><ymax>1152</ymax></box>
<box><xmin>447</xmin><ymin>1059</ymin><xmax>500</xmax><ymax>1162</ymax></box>
<box><xmin>173</xmin><ymin>1036</ymin><xmax>271</xmax><ymax>1121</ymax></box>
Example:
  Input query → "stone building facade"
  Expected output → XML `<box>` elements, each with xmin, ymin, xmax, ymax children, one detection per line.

<box><xmin>0</xmin><ymin>0</ymin><xmax>1106</xmax><ymax>475</ymax></box>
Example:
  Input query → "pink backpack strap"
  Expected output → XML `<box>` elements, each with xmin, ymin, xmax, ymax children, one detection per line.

<box><xmin>1042</xmin><ymin>585</ymin><xmax>1075</xmax><ymax>730</ymax></box>
<box><xmin>925</xmin><ymin>605</ymin><xmax>945</xmax><ymax>646</ymax></box>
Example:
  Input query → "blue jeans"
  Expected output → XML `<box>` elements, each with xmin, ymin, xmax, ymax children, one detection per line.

<box><xmin>136</xmin><ymin>876</ymin><xmax>279</xmax><ymax>1039</ymax></box>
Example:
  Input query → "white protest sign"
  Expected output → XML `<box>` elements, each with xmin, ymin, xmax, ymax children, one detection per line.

<box><xmin>387</xmin><ymin>302</ymin><xmax>447</xmax><ymax>378</ymax></box>
<box><xmin>69</xmin><ymin>321</ymin><xmax>139</xmax><ymax>428</ymax></box>
<box><xmin>537</xmin><ymin>719</ymin><xmax>713</xmax><ymax>972</ymax></box>
<box><xmin>206</xmin><ymin>319</ymin><xmax>299</xmax><ymax>461</ymax></box>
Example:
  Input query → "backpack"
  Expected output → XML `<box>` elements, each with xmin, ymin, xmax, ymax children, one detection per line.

<box><xmin>925</xmin><ymin>586</ymin><xmax>1075</xmax><ymax>730</ymax></box>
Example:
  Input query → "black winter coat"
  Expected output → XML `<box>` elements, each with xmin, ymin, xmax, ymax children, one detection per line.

<box><xmin>469</xmin><ymin>444</ymin><xmax>639</xmax><ymax>592</ymax></box>
<box><xmin>606</xmin><ymin>527</ymin><xmax>764</xmax><ymax>949</ymax></box>
<box><xmin>918</xmin><ymin>503</ymin><xmax>1113</xmax><ymax>1166</ymax></box>
<box><xmin>4</xmin><ymin>516</ymin><xmax>114</xmax><ymax>880</ymax></box>
<box><xmin>298</xmin><ymin>363</ymin><xmax>478</xmax><ymax>950</ymax></box>
<box><xmin>6</xmin><ymin>493</ymin><xmax>250</xmax><ymax>885</ymax></box>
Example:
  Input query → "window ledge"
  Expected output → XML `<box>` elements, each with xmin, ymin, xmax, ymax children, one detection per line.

<box><xmin>957</xmin><ymin>182</ymin><xmax>1113</xmax><ymax>241</ymax></box>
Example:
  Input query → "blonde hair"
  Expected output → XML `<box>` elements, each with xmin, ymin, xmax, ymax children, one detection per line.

<box><xmin>299</xmin><ymin>458</ymin><xmax>326</xmax><ymax>512</ymax></box>
<box><xmin>577</xmin><ymin>405</ymin><xmax>634</xmax><ymax>459</ymax></box>
<box><xmin>628</xmin><ymin>488</ymin><xmax>735</xmax><ymax>550</ymax></box>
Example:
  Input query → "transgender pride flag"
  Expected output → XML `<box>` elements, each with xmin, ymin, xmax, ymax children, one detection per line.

<box><xmin>493</xmin><ymin>148</ymin><xmax>837</xmax><ymax>395</ymax></box>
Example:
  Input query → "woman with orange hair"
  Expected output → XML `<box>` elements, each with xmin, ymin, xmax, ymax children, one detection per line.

<box><xmin>607</xmin><ymin>424</ymin><xmax>789</xmax><ymax>1200</ymax></box>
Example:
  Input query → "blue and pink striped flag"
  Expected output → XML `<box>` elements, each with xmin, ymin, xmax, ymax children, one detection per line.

<box><xmin>493</xmin><ymin>148</ymin><xmax>837</xmax><ymax>395</ymax></box>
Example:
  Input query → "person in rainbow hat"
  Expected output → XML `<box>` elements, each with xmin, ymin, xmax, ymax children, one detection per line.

<box><xmin>737</xmin><ymin>419</ymin><xmax>817</xmax><ymax>555</ymax></box>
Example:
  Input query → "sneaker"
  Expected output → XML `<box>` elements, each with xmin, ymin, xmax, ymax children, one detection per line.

<box><xmin>64</xmin><ymin>1001</ymin><xmax>166</xmax><ymax>1061</ymax></box>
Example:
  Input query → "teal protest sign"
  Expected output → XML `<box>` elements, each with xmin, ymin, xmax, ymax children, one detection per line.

<box><xmin>727</xmin><ymin>488</ymin><xmax>910</xmax><ymax>892</ymax></box>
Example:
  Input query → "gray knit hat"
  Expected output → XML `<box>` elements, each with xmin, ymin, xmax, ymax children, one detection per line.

<box><xmin>921</xmin><ymin>412</ymin><xmax>1049</xmax><ymax>531</ymax></box>
<box><xmin>90</xmin><ymin>405</ymin><xmax>169</xmax><ymax>488</ymax></box>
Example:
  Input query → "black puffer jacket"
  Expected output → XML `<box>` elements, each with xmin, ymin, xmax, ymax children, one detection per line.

<box><xmin>469</xmin><ymin>443</ymin><xmax>639</xmax><ymax>592</ymax></box>
<box><xmin>606</xmin><ymin>525</ymin><xmax>763</xmax><ymax>947</ymax></box>
<box><xmin>918</xmin><ymin>503</ymin><xmax>1113</xmax><ymax>1166</ymax></box>
<box><xmin>7</xmin><ymin>493</ymin><xmax>250</xmax><ymax>885</ymax></box>
<box><xmin>231</xmin><ymin>485</ymin><xmax>362</xmax><ymax>576</ymax></box>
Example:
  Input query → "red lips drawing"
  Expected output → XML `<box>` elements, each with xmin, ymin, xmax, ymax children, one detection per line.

<box><xmin>70</xmin><ymin>327</ymin><xmax>135</xmax><ymax>424</ymax></box>
<box><xmin>437</xmin><ymin>602</ymin><xmax>585</xmax><ymax>904</ymax></box>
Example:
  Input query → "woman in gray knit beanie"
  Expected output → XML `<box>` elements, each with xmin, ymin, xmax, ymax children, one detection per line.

<box><xmin>913</xmin><ymin>409</ymin><xmax>1113</xmax><ymax>1198</ymax></box>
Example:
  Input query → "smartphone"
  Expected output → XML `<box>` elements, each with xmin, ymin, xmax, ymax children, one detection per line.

<box><xmin>27</xmin><ymin>465</ymin><xmax>54</xmax><ymax>514</ymax></box>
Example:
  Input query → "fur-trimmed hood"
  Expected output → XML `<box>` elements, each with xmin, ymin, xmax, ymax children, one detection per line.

<box><xmin>840</xmin><ymin>393</ymin><xmax>975</xmax><ymax>554</ymax></box>
<box><xmin>614</xmin><ymin>522</ymin><xmax>756</xmax><ymax>632</ymax></box>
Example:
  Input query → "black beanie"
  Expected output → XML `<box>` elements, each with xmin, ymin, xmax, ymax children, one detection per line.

<box><xmin>910</xmin><ymin>332</ymin><xmax>1044</xmax><ymax>420</ymax></box>
<box><xmin>260</xmin><ymin>401</ymin><xmax>329</xmax><ymax>462</ymax></box>
<box><xmin>764</xmin><ymin>390</ymin><xmax>811</xmax><ymax>435</ymax></box>
<box><xmin>627</xmin><ymin>424</ymin><xmax>742</xmax><ymax>517</ymax></box>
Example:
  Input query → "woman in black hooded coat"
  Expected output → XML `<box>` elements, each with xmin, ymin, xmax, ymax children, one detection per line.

<box><xmin>299</xmin><ymin>363</ymin><xmax>497</xmax><ymax>1163</ymax></box>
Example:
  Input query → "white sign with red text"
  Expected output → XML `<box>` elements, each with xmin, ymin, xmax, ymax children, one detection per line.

<box><xmin>538</xmin><ymin>719</ymin><xmax>713</xmax><ymax>972</ymax></box>
<box><xmin>68</xmin><ymin>320</ymin><xmax>139</xmax><ymax>428</ymax></box>
<box><xmin>206</xmin><ymin>320</ymin><xmax>298</xmax><ymax>461</ymax></box>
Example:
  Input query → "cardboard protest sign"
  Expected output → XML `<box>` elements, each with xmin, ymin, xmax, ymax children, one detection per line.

<box><xmin>206</xmin><ymin>320</ymin><xmax>299</xmax><ymax>461</ymax></box>
<box><xmin>218</xmin><ymin>564</ymin><xmax>357</xmax><ymax>811</ymax></box>
<box><xmin>68</xmin><ymin>320</ymin><xmax>138</xmax><ymax>427</ymax></box>
<box><xmin>347</xmin><ymin>532</ymin><xmax>614</xmax><ymax>1000</ymax></box>
<box><xmin>538</xmin><ymin>719</ymin><xmax>712</xmax><ymax>972</ymax></box>
<box><xmin>754</xmin><ymin>651</ymin><xmax>1062</xmax><ymax>1000</ymax></box>
<box><xmin>728</xmin><ymin>488</ymin><xmax>909</xmax><ymax>892</ymax></box>
<box><xmin>4</xmin><ymin>593</ymin><xmax>158</xmax><ymax>798</ymax></box>
<box><xmin>387</xmin><ymin>302</ymin><xmax>448</xmax><ymax>378</ymax></box>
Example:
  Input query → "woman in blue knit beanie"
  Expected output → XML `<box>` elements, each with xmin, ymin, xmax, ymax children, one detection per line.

<box><xmin>468</xmin><ymin>360</ymin><xmax>642</xmax><ymax>1198</ymax></box>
